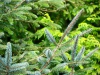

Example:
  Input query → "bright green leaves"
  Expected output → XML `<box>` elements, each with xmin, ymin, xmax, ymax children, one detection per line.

<box><xmin>86</xmin><ymin>5</ymin><xmax>98</xmax><ymax>14</ymax></box>
<box><xmin>80</xmin><ymin>35</ymin><xmax>100</xmax><ymax>48</ymax></box>
<box><xmin>40</xmin><ymin>13</ymin><xmax>53</xmax><ymax>23</ymax></box>
<box><xmin>86</xmin><ymin>13</ymin><xmax>100</xmax><ymax>23</ymax></box>
<box><xmin>78</xmin><ymin>23</ymin><xmax>93</xmax><ymax>30</ymax></box>
<box><xmin>7</xmin><ymin>17</ymin><xmax>14</xmax><ymax>25</ymax></box>
<box><xmin>35</xmin><ymin>28</ymin><xmax>45</xmax><ymax>39</ymax></box>
<box><xmin>38</xmin><ymin>13</ymin><xmax>61</xmax><ymax>29</ymax></box>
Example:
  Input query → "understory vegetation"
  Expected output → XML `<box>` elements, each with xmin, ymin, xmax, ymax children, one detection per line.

<box><xmin>0</xmin><ymin>0</ymin><xmax>100</xmax><ymax>75</ymax></box>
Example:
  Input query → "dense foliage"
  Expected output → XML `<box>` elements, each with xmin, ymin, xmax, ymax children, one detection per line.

<box><xmin>0</xmin><ymin>0</ymin><xmax>100</xmax><ymax>75</ymax></box>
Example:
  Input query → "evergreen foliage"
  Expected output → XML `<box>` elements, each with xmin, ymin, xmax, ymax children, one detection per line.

<box><xmin>0</xmin><ymin>0</ymin><xmax>100</xmax><ymax>75</ymax></box>
<box><xmin>0</xmin><ymin>42</ymin><xmax>28</xmax><ymax>75</ymax></box>
<box><xmin>36</xmin><ymin>8</ymin><xmax>99</xmax><ymax>75</ymax></box>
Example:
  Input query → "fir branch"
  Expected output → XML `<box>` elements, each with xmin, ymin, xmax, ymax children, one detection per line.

<box><xmin>61</xmin><ymin>28</ymin><xmax>92</xmax><ymax>48</ymax></box>
<box><xmin>70</xmin><ymin>35</ymin><xmax>79</xmax><ymax>75</ymax></box>
<box><xmin>29</xmin><ymin>46</ymin><xmax>72</xmax><ymax>63</ymax></box>
<box><xmin>10</xmin><ymin>62</ymin><xmax>29</xmax><ymax>72</ymax></box>
<box><xmin>29</xmin><ymin>54</ymin><xmax>44</xmax><ymax>62</ymax></box>
<box><xmin>34</xmin><ymin>71</ymin><xmax>41</xmax><ymax>75</ymax></box>
<box><xmin>44</xmin><ymin>49</ymin><xmax>53</xmax><ymax>58</ymax></box>
<box><xmin>0</xmin><ymin>68</ymin><xmax>6</xmax><ymax>73</ymax></box>
<box><xmin>67</xmin><ymin>61</ymin><xmax>89</xmax><ymax>65</ymax></box>
<box><xmin>14</xmin><ymin>0</ymin><xmax>26</xmax><ymax>9</ymax></box>
<box><xmin>0</xmin><ymin>0</ymin><xmax>26</xmax><ymax>20</ymax></box>
<box><xmin>0</xmin><ymin>42</ymin><xmax>29</xmax><ymax>75</ymax></box>
<box><xmin>16</xmin><ymin>52</ymin><xmax>27</xmax><ymax>62</ymax></box>
<box><xmin>40</xmin><ymin>8</ymin><xmax>84</xmax><ymax>73</ymax></box>
<box><xmin>59</xmin><ymin>8</ymin><xmax>84</xmax><ymax>43</ymax></box>
<box><xmin>45</xmin><ymin>29</ymin><xmax>57</xmax><ymax>45</ymax></box>
<box><xmin>75</xmin><ymin>46</ymin><xmax>85</xmax><ymax>62</ymax></box>
<box><xmin>39</xmin><ymin>45</ymin><xmax>61</xmax><ymax>72</ymax></box>
<box><xmin>42</xmin><ymin>69</ymin><xmax>51</xmax><ymax>75</ymax></box>
<box><xmin>82</xmin><ymin>47</ymin><xmax>99</xmax><ymax>61</ymax></box>
<box><xmin>78</xmin><ymin>28</ymin><xmax>92</xmax><ymax>37</ymax></box>
<box><xmin>61</xmin><ymin>50</ymin><xmax>69</xmax><ymax>62</ymax></box>
<box><xmin>5</xmin><ymin>42</ymin><xmax>12</xmax><ymax>67</ymax></box>
<box><xmin>0</xmin><ymin>56</ymin><xmax>6</xmax><ymax>67</ymax></box>
<box><xmin>36</xmin><ymin>9</ymin><xmax>57</xmax><ymax>12</ymax></box>
<box><xmin>52</xmin><ymin>63</ymin><xmax>67</xmax><ymax>72</ymax></box>
<box><xmin>71</xmin><ymin>36</ymin><xmax>79</xmax><ymax>62</ymax></box>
